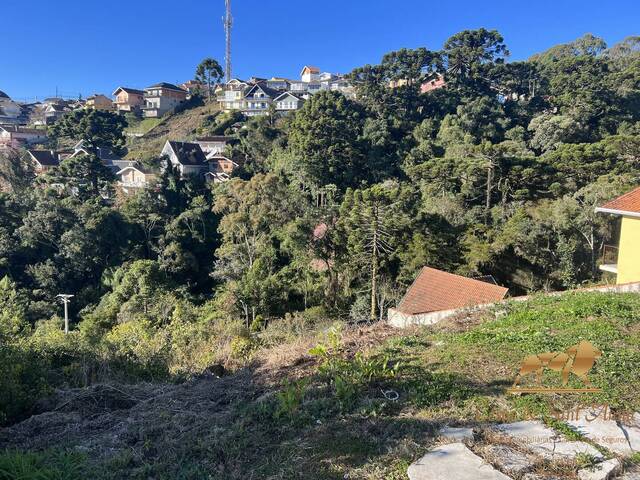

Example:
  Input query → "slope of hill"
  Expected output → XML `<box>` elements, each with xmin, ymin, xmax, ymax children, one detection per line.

<box><xmin>1</xmin><ymin>291</ymin><xmax>639</xmax><ymax>479</ymax></box>
<box><xmin>125</xmin><ymin>101</ymin><xmax>221</xmax><ymax>161</ymax></box>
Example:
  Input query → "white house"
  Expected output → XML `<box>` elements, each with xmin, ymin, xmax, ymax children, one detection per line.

<box><xmin>300</xmin><ymin>66</ymin><xmax>320</xmax><ymax>83</ymax></box>
<box><xmin>274</xmin><ymin>92</ymin><xmax>304</xmax><ymax>112</ymax></box>
<box><xmin>116</xmin><ymin>164</ymin><xmax>157</xmax><ymax>194</ymax></box>
<box><xmin>161</xmin><ymin>140</ymin><xmax>208</xmax><ymax>177</ymax></box>
<box><xmin>0</xmin><ymin>90</ymin><xmax>24</xmax><ymax>125</ymax></box>
<box><xmin>242</xmin><ymin>84</ymin><xmax>279</xmax><ymax>117</ymax></box>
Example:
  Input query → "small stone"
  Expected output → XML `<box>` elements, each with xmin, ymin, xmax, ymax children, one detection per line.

<box><xmin>577</xmin><ymin>459</ymin><xmax>621</xmax><ymax>480</ymax></box>
<box><xmin>438</xmin><ymin>426</ymin><xmax>474</xmax><ymax>442</ymax></box>
<box><xmin>407</xmin><ymin>442</ymin><xmax>511</xmax><ymax>480</ymax></box>
<box><xmin>482</xmin><ymin>444</ymin><xmax>532</xmax><ymax>476</ymax></box>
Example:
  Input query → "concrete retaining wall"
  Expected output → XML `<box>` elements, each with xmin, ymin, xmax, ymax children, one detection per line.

<box><xmin>387</xmin><ymin>281</ymin><xmax>640</xmax><ymax>328</ymax></box>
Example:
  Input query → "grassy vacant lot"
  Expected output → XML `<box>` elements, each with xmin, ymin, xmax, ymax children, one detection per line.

<box><xmin>1</xmin><ymin>292</ymin><xmax>639</xmax><ymax>479</ymax></box>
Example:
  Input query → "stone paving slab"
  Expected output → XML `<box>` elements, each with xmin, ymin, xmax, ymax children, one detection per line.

<box><xmin>493</xmin><ymin>420</ymin><xmax>603</xmax><ymax>460</ymax></box>
<box><xmin>407</xmin><ymin>442</ymin><xmax>511</xmax><ymax>480</ymax></box>
<box><xmin>568</xmin><ymin>408</ymin><xmax>636</xmax><ymax>456</ymax></box>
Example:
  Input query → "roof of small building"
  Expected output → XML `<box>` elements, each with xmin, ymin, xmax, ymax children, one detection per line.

<box><xmin>196</xmin><ymin>136</ymin><xmax>232</xmax><ymax>142</ymax></box>
<box><xmin>300</xmin><ymin>66</ymin><xmax>320</xmax><ymax>75</ymax></box>
<box><xmin>397</xmin><ymin>267</ymin><xmax>509</xmax><ymax>315</ymax></box>
<box><xmin>245</xmin><ymin>83</ymin><xmax>280</xmax><ymax>99</ymax></box>
<box><xmin>146</xmin><ymin>82</ymin><xmax>187</xmax><ymax>92</ymax></box>
<box><xmin>274</xmin><ymin>91</ymin><xmax>304</xmax><ymax>101</ymax></box>
<box><xmin>166</xmin><ymin>141</ymin><xmax>207</xmax><ymax>166</ymax></box>
<box><xmin>596</xmin><ymin>187</ymin><xmax>640</xmax><ymax>216</ymax></box>
<box><xmin>113</xmin><ymin>86</ymin><xmax>145</xmax><ymax>96</ymax></box>
<box><xmin>117</xmin><ymin>162</ymin><xmax>155</xmax><ymax>175</ymax></box>
<box><xmin>27</xmin><ymin>150</ymin><xmax>59</xmax><ymax>166</ymax></box>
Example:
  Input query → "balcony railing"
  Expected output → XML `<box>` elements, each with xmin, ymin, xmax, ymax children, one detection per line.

<box><xmin>599</xmin><ymin>244</ymin><xmax>619</xmax><ymax>274</ymax></box>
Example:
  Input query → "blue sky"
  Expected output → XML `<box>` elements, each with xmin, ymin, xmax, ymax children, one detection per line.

<box><xmin>3</xmin><ymin>0</ymin><xmax>639</xmax><ymax>101</ymax></box>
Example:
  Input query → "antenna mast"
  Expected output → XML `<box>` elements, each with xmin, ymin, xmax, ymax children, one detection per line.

<box><xmin>224</xmin><ymin>0</ymin><xmax>232</xmax><ymax>83</ymax></box>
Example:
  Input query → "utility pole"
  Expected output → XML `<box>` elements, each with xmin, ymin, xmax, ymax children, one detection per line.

<box><xmin>224</xmin><ymin>0</ymin><xmax>233</xmax><ymax>83</ymax></box>
<box><xmin>56</xmin><ymin>294</ymin><xmax>74</xmax><ymax>334</ymax></box>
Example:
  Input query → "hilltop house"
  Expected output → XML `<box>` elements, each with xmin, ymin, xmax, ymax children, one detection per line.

<box><xmin>85</xmin><ymin>94</ymin><xmax>115</xmax><ymax>111</ymax></box>
<box><xmin>274</xmin><ymin>92</ymin><xmax>304</xmax><ymax>112</ymax></box>
<box><xmin>596</xmin><ymin>187</ymin><xmax>640</xmax><ymax>284</ymax></box>
<box><xmin>0</xmin><ymin>90</ymin><xmax>24</xmax><ymax>125</ymax></box>
<box><xmin>0</xmin><ymin>125</ymin><xmax>47</xmax><ymax>149</ymax></box>
<box><xmin>301</xmin><ymin>66</ymin><xmax>320</xmax><ymax>83</ymax></box>
<box><xmin>242</xmin><ymin>83</ymin><xmax>279</xmax><ymax>116</ymax></box>
<box><xmin>143</xmin><ymin>83</ymin><xmax>188</xmax><ymax>118</ymax></box>
<box><xmin>161</xmin><ymin>140</ymin><xmax>208</xmax><ymax>176</ymax></box>
<box><xmin>217</xmin><ymin>79</ymin><xmax>250</xmax><ymax>111</ymax></box>
<box><xmin>388</xmin><ymin>267</ymin><xmax>509</xmax><ymax>327</ymax></box>
<box><xmin>112</xmin><ymin>87</ymin><xmax>145</xmax><ymax>113</ymax></box>
<box><xmin>25</xmin><ymin>150</ymin><xmax>60</xmax><ymax>174</ymax></box>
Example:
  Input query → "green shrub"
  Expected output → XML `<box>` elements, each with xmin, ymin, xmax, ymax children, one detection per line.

<box><xmin>275</xmin><ymin>379</ymin><xmax>308</xmax><ymax>420</ymax></box>
<box><xmin>230</xmin><ymin>335</ymin><xmax>257</xmax><ymax>360</ymax></box>
<box><xmin>0</xmin><ymin>449</ymin><xmax>87</xmax><ymax>480</ymax></box>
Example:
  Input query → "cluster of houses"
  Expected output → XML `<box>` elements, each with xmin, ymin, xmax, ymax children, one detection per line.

<box><xmin>22</xmin><ymin>135</ymin><xmax>237</xmax><ymax>194</ymax></box>
<box><xmin>1</xmin><ymin>65</ymin><xmax>357</xmax><ymax>134</ymax></box>
<box><xmin>215</xmin><ymin>66</ymin><xmax>355</xmax><ymax>116</ymax></box>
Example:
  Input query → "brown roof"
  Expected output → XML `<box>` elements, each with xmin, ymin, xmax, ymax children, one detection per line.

<box><xmin>596</xmin><ymin>187</ymin><xmax>640</xmax><ymax>216</ymax></box>
<box><xmin>397</xmin><ymin>267</ymin><xmax>509</xmax><ymax>315</ymax></box>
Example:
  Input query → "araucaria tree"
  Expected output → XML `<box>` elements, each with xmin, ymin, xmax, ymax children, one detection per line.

<box><xmin>195</xmin><ymin>58</ymin><xmax>224</xmax><ymax>101</ymax></box>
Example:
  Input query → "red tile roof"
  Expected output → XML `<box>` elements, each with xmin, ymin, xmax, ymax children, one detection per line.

<box><xmin>397</xmin><ymin>267</ymin><xmax>509</xmax><ymax>315</ymax></box>
<box><xmin>597</xmin><ymin>187</ymin><xmax>640</xmax><ymax>215</ymax></box>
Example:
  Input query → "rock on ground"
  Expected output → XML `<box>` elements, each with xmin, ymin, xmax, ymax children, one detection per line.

<box><xmin>577</xmin><ymin>458</ymin><xmax>621</xmax><ymax>480</ymax></box>
<box><xmin>407</xmin><ymin>442</ymin><xmax>511</xmax><ymax>480</ymax></box>
<box><xmin>482</xmin><ymin>444</ymin><xmax>533</xmax><ymax>476</ymax></box>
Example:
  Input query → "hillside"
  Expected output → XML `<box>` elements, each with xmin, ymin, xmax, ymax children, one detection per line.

<box><xmin>124</xmin><ymin>101</ymin><xmax>221</xmax><ymax>160</ymax></box>
<box><xmin>2</xmin><ymin>291</ymin><xmax>640</xmax><ymax>479</ymax></box>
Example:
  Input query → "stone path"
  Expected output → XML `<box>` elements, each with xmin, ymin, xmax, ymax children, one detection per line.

<box><xmin>407</xmin><ymin>419</ymin><xmax>640</xmax><ymax>480</ymax></box>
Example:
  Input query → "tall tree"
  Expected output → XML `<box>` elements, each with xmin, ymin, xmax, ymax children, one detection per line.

<box><xmin>48</xmin><ymin>109</ymin><xmax>127</xmax><ymax>154</ymax></box>
<box><xmin>195</xmin><ymin>58</ymin><xmax>224</xmax><ymax>102</ymax></box>
<box><xmin>287</xmin><ymin>91</ymin><xmax>367</xmax><ymax>191</ymax></box>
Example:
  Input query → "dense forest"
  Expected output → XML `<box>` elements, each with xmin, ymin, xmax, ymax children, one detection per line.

<box><xmin>1</xmin><ymin>30</ymin><xmax>640</xmax><ymax>424</ymax></box>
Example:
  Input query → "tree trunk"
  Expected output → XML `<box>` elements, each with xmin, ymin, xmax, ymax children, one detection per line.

<box><xmin>486</xmin><ymin>162</ymin><xmax>494</xmax><ymax>215</ymax></box>
<box><xmin>370</xmin><ymin>213</ymin><xmax>378</xmax><ymax>322</ymax></box>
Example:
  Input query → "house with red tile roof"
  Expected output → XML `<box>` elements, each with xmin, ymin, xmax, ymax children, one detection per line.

<box><xmin>595</xmin><ymin>186</ymin><xmax>640</xmax><ymax>284</ymax></box>
<box><xmin>388</xmin><ymin>267</ymin><xmax>508</xmax><ymax>327</ymax></box>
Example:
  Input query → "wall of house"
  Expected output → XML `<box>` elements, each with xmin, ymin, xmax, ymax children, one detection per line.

<box><xmin>617</xmin><ymin>216</ymin><xmax>640</xmax><ymax>284</ymax></box>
